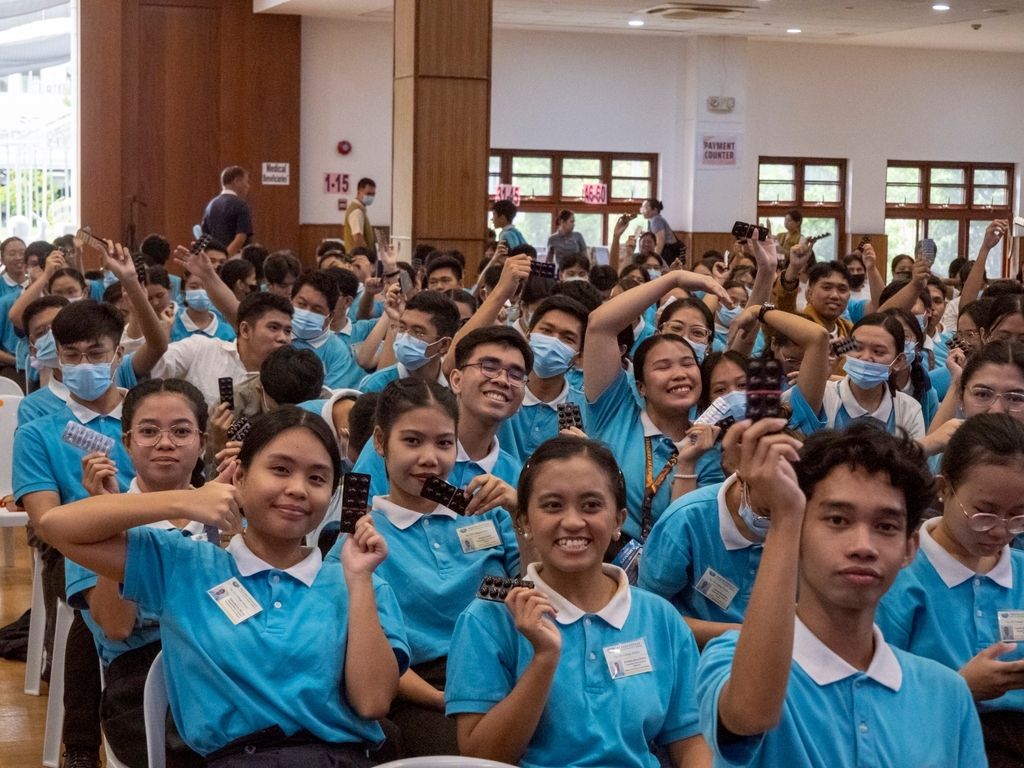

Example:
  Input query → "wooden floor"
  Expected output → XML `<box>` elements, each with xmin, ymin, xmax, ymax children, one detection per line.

<box><xmin>0</xmin><ymin>527</ymin><xmax>59</xmax><ymax>768</ymax></box>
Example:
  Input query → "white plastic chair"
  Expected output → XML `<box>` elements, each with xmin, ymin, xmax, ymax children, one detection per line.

<box><xmin>375</xmin><ymin>759</ymin><xmax>517</xmax><ymax>767</ymax></box>
<box><xmin>0</xmin><ymin>393</ymin><xmax>26</xmax><ymax>567</ymax></box>
<box><xmin>0</xmin><ymin>376</ymin><xmax>23</xmax><ymax>396</ymax></box>
<box><xmin>144</xmin><ymin>651</ymin><xmax>168</xmax><ymax>768</ymax></box>
<box><xmin>98</xmin><ymin>661</ymin><xmax>130</xmax><ymax>768</ymax></box>
<box><xmin>24</xmin><ymin>547</ymin><xmax>46</xmax><ymax>695</ymax></box>
<box><xmin>42</xmin><ymin>599</ymin><xmax>75</xmax><ymax>767</ymax></box>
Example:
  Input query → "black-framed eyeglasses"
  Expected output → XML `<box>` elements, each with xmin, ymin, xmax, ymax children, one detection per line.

<box><xmin>461</xmin><ymin>360</ymin><xmax>528</xmax><ymax>388</ymax></box>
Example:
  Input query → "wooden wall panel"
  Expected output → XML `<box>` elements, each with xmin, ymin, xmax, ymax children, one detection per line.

<box><xmin>416</xmin><ymin>0</ymin><xmax>490</xmax><ymax>78</ymax></box>
<box><xmin>299</xmin><ymin>224</ymin><xmax>344</xmax><ymax>268</ymax></box>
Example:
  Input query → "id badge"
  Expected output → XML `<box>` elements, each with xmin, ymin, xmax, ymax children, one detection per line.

<box><xmin>207</xmin><ymin>577</ymin><xmax>262</xmax><ymax>625</ymax></box>
<box><xmin>693</xmin><ymin>567</ymin><xmax>740</xmax><ymax>611</ymax></box>
<box><xmin>998</xmin><ymin>610</ymin><xmax>1024</xmax><ymax>642</ymax></box>
<box><xmin>603</xmin><ymin>638</ymin><xmax>653</xmax><ymax>679</ymax></box>
<box><xmin>457</xmin><ymin>520</ymin><xmax>501</xmax><ymax>553</ymax></box>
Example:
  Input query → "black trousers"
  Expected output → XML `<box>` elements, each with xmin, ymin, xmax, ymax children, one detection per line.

<box><xmin>206</xmin><ymin>728</ymin><xmax>371</xmax><ymax>768</ymax></box>
<box><xmin>64</xmin><ymin>611</ymin><xmax>102</xmax><ymax>753</ymax></box>
<box><xmin>375</xmin><ymin>657</ymin><xmax>458</xmax><ymax>762</ymax></box>
<box><xmin>979</xmin><ymin>710</ymin><xmax>1024</xmax><ymax>768</ymax></box>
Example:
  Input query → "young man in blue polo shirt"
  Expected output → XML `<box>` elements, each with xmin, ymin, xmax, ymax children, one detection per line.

<box><xmin>288</xmin><ymin>270</ymin><xmax>365</xmax><ymax>390</ymax></box>
<box><xmin>696</xmin><ymin>420</ymin><xmax>986</xmax><ymax>767</ymax></box>
<box><xmin>491</xmin><ymin>199</ymin><xmax>527</xmax><ymax>249</ymax></box>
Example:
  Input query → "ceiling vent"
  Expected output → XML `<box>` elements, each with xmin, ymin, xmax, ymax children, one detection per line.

<box><xmin>642</xmin><ymin>3</ymin><xmax>758</xmax><ymax>21</ymax></box>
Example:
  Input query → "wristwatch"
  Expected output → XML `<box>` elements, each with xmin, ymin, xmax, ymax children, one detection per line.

<box><xmin>757</xmin><ymin>303</ymin><xmax>776</xmax><ymax>325</ymax></box>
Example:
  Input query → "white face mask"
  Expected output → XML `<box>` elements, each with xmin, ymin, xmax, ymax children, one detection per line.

<box><xmin>363</xmin><ymin>194</ymin><xmax>375</xmax><ymax>206</ymax></box>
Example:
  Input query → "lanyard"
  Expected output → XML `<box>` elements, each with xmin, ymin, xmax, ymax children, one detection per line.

<box><xmin>641</xmin><ymin>437</ymin><xmax>678</xmax><ymax>541</ymax></box>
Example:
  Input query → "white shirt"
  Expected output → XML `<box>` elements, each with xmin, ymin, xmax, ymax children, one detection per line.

<box><xmin>396</xmin><ymin>361</ymin><xmax>448</xmax><ymax>387</ymax></box>
<box><xmin>374</xmin><ymin>495</ymin><xmax>455</xmax><ymax>530</ymax></box>
<box><xmin>521</xmin><ymin>378</ymin><xmax>570</xmax><ymax>410</ymax></box>
<box><xmin>150</xmin><ymin>336</ymin><xmax>257</xmax><ymax>406</ymax></box>
<box><xmin>67</xmin><ymin>388</ymin><xmax>126</xmax><ymax>424</ymax></box>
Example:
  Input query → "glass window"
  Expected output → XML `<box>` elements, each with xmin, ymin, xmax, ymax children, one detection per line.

<box><xmin>969</xmin><ymin>219</ymin><xmax>1003</xmax><ymax>278</ymax></box>
<box><xmin>571</xmin><ymin>213</ymin><xmax>603</xmax><ymax>250</ymax></box>
<box><xmin>516</xmin><ymin>212</ymin><xmax>554</xmax><ymax>247</ymax></box>
<box><xmin>930</xmin><ymin>185</ymin><xmax>965</xmax><ymax>206</ymax></box>
<box><xmin>930</xmin><ymin>168</ymin><xmax>965</xmax><ymax>185</ymax></box>
<box><xmin>974</xmin><ymin>169</ymin><xmax>1007</xmax><ymax>186</ymax></box>
<box><xmin>801</xmin><ymin>218</ymin><xmax>838</xmax><ymax>262</ymax></box>
<box><xmin>562</xmin><ymin>156</ymin><xmax>601</xmax><ymax>199</ymax></box>
<box><xmin>611</xmin><ymin>178</ymin><xmax>650</xmax><ymax>200</ymax></box>
<box><xmin>974</xmin><ymin>186</ymin><xmax>1007</xmax><ymax>207</ymax></box>
<box><xmin>512</xmin><ymin>156</ymin><xmax>552</xmax><ymax>197</ymax></box>
<box><xmin>803</xmin><ymin>165</ymin><xmax>841</xmax><ymax>204</ymax></box>
<box><xmin>758</xmin><ymin>163</ymin><xmax>796</xmax><ymax>203</ymax></box>
<box><xmin>612</xmin><ymin>159</ymin><xmax>650</xmax><ymax>177</ymax></box>
<box><xmin>926</xmin><ymin>219</ymin><xmax>960</xmax><ymax>277</ymax></box>
<box><xmin>884</xmin><ymin>219</ymin><xmax>920</xmax><ymax>267</ymax></box>
<box><xmin>886</xmin><ymin>166</ymin><xmax>922</xmax><ymax>205</ymax></box>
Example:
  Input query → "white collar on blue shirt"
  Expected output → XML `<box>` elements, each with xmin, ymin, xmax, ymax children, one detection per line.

<box><xmin>180</xmin><ymin>310</ymin><xmax>218</xmax><ymax>335</ymax></box>
<box><xmin>397</xmin><ymin>361</ymin><xmax>448</xmax><ymax>387</ymax></box>
<box><xmin>521</xmin><ymin>378</ymin><xmax>570</xmax><ymax>410</ymax></box>
<box><xmin>3</xmin><ymin>272</ymin><xmax>28</xmax><ymax>289</ymax></box>
<box><xmin>318</xmin><ymin>389</ymin><xmax>362</xmax><ymax>442</ymax></box>
<box><xmin>335</xmin><ymin>317</ymin><xmax>354</xmax><ymax>337</ymax></box>
<box><xmin>374</xmin><ymin>494</ymin><xmax>456</xmax><ymax>530</ymax></box>
<box><xmin>526</xmin><ymin>562</ymin><xmax>631</xmax><ymax>630</ymax></box>
<box><xmin>456</xmin><ymin>437</ymin><xmax>500</xmax><ymax>474</ymax></box>
<box><xmin>717</xmin><ymin>475</ymin><xmax>757</xmax><ymax>551</ymax></box>
<box><xmin>225</xmin><ymin>534</ymin><xmax>322</xmax><ymax>587</ymax></box>
<box><xmin>793</xmin><ymin>617</ymin><xmax>902</xmax><ymax>691</ymax></box>
<box><xmin>919</xmin><ymin>517</ymin><xmax>1013</xmax><ymax>589</ymax></box>
<box><xmin>67</xmin><ymin>388</ymin><xmax>126</xmax><ymax>424</ymax></box>
<box><xmin>127</xmin><ymin>479</ymin><xmax>209</xmax><ymax>537</ymax></box>
<box><xmin>640</xmin><ymin>409</ymin><xmax>666</xmax><ymax>439</ymax></box>
<box><xmin>220</xmin><ymin>188</ymin><xmax>238</xmax><ymax>197</ymax></box>
<box><xmin>838</xmin><ymin>377</ymin><xmax>893</xmax><ymax>423</ymax></box>
<box><xmin>295</xmin><ymin>327</ymin><xmax>333</xmax><ymax>349</ymax></box>
<box><xmin>634</xmin><ymin>316</ymin><xmax>646</xmax><ymax>338</ymax></box>
<box><xmin>48</xmin><ymin>376</ymin><xmax>70</xmax><ymax>402</ymax></box>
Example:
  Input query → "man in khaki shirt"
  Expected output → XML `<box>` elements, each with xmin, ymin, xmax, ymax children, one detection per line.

<box><xmin>344</xmin><ymin>177</ymin><xmax>377</xmax><ymax>252</ymax></box>
<box><xmin>775</xmin><ymin>208</ymin><xmax>803</xmax><ymax>258</ymax></box>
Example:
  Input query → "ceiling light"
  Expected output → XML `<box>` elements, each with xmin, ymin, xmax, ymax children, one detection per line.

<box><xmin>932</xmin><ymin>3</ymin><xmax>950</xmax><ymax>9</ymax></box>
<box><xmin>787</xmin><ymin>27</ymin><xmax>802</xmax><ymax>33</ymax></box>
<box><xmin>628</xmin><ymin>19</ymin><xmax>644</xmax><ymax>26</ymax></box>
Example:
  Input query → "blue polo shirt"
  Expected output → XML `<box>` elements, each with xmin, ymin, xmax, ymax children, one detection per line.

<box><xmin>346</xmin><ymin>285</ymin><xmax>384</xmax><ymax>323</ymax></box>
<box><xmin>929</xmin><ymin>365</ymin><xmax>952</xmax><ymax>402</ymax></box>
<box><xmin>169</xmin><ymin>309</ymin><xmax>236</xmax><ymax>343</ymax></box>
<box><xmin>293</xmin><ymin>331</ymin><xmax>364</xmax><ymax>390</ymax></box>
<box><xmin>497</xmin><ymin>379</ymin><xmax>589</xmax><ymax>464</ymax></box>
<box><xmin>638</xmin><ymin>477</ymin><xmax>761</xmax><ymax>626</ymax></box>
<box><xmin>13</xmin><ymin>397</ymin><xmax>134</xmax><ymax>505</ymax></box>
<box><xmin>878</xmin><ymin>517</ymin><xmax>1024</xmax><ymax>713</ymax></box>
<box><xmin>497</xmin><ymin>226</ymin><xmax>527</xmax><ymax>249</ymax></box>
<box><xmin>0</xmin><ymin>274</ymin><xmax>27</xmax><ymax>302</ymax></box>
<box><xmin>335</xmin><ymin>317</ymin><xmax>375</xmax><ymax>350</ymax></box>
<box><xmin>697</xmin><ymin>620</ymin><xmax>986</xmax><ymax>767</ymax></box>
<box><xmin>587</xmin><ymin>369</ymin><xmax>723</xmax><ymax>541</ymax></box>
<box><xmin>784</xmin><ymin>378</ymin><xmax>925</xmax><ymax>440</ymax></box>
<box><xmin>352</xmin><ymin>436</ymin><xmax>521</xmax><ymax>501</ymax></box>
<box><xmin>630</xmin><ymin>315</ymin><xmax>656</xmax><ymax>357</ymax></box>
<box><xmin>446</xmin><ymin>563</ymin><xmax>702</xmax><ymax>768</ymax></box>
<box><xmin>0</xmin><ymin>291</ymin><xmax>21</xmax><ymax>357</ymax></box>
<box><xmin>121</xmin><ymin>527</ymin><xmax>409</xmax><ymax>756</ymax></box>
<box><xmin>15</xmin><ymin>359</ymin><xmax>138</xmax><ymax>428</ymax></box>
<box><xmin>358</xmin><ymin>362</ymin><xmax>448</xmax><ymax>393</ymax></box>
<box><xmin>327</xmin><ymin>496</ymin><xmax>519</xmax><ymax>665</ymax></box>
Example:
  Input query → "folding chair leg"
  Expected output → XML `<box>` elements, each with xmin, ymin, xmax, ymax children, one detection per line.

<box><xmin>24</xmin><ymin>549</ymin><xmax>46</xmax><ymax>696</ymax></box>
<box><xmin>42</xmin><ymin>601</ymin><xmax>74</xmax><ymax>768</ymax></box>
<box><xmin>1</xmin><ymin>527</ymin><xmax>13</xmax><ymax>567</ymax></box>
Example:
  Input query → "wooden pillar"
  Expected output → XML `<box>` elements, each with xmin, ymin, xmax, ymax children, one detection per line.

<box><xmin>392</xmin><ymin>0</ymin><xmax>492</xmax><ymax>276</ymax></box>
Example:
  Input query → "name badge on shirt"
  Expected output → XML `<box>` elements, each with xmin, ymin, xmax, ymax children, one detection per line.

<box><xmin>998</xmin><ymin>610</ymin><xmax>1024</xmax><ymax>642</ymax></box>
<box><xmin>456</xmin><ymin>520</ymin><xmax>501</xmax><ymax>553</ymax></box>
<box><xmin>603</xmin><ymin>638</ymin><xmax>653</xmax><ymax>679</ymax></box>
<box><xmin>694</xmin><ymin>567</ymin><xmax>740</xmax><ymax>611</ymax></box>
<box><xmin>207</xmin><ymin>578</ymin><xmax>262</xmax><ymax>625</ymax></box>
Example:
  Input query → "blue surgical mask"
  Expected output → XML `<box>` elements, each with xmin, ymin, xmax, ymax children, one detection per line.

<box><xmin>185</xmin><ymin>289</ymin><xmax>212</xmax><ymax>312</ymax></box>
<box><xmin>692</xmin><ymin>290</ymin><xmax>707</xmax><ymax>301</ymax></box>
<box><xmin>529</xmin><ymin>333</ymin><xmax>577</xmax><ymax>379</ymax></box>
<box><xmin>291</xmin><ymin>307</ymin><xmax>327</xmax><ymax>340</ymax></box>
<box><xmin>721</xmin><ymin>390</ymin><xmax>748</xmax><ymax>421</ymax></box>
<box><xmin>843</xmin><ymin>355</ymin><xmax>893</xmax><ymax>389</ymax></box>
<box><xmin>31</xmin><ymin>330</ymin><xmax>59</xmax><ymax>370</ymax></box>
<box><xmin>739</xmin><ymin>498</ymin><xmax>770</xmax><ymax>540</ymax></box>
<box><xmin>394</xmin><ymin>332</ymin><xmax>435</xmax><ymax>370</ymax></box>
<box><xmin>647</xmin><ymin>268</ymin><xmax>662</xmax><ymax>279</ymax></box>
<box><xmin>102</xmin><ymin>271</ymin><xmax>118</xmax><ymax>288</ymax></box>
<box><xmin>363</xmin><ymin>195</ymin><xmax>375</xmax><ymax>206</ymax></box>
<box><xmin>718</xmin><ymin>305</ymin><xmax>742</xmax><ymax>326</ymax></box>
<box><xmin>689</xmin><ymin>340</ymin><xmax>707</xmax><ymax>364</ymax></box>
<box><xmin>61</xmin><ymin>361</ymin><xmax>115</xmax><ymax>401</ymax></box>
<box><xmin>915</xmin><ymin>313</ymin><xmax>926</xmax><ymax>330</ymax></box>
<box><xmin>904</xmin><ymin>341</ymin><xmax>917</xmax><ymax>366</ymax></box>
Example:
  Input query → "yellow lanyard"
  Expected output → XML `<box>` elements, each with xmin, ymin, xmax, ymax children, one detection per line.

<box><xmin>641</xmin><ymin>437</ymin><xmax>678</xmax><ymax>540</ymax></box>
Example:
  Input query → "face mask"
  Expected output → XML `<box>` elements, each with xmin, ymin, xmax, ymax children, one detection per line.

<box><xmin>291</xmin><ymin>307</ymin><xmax>327</xmax><ymax>340</ymax></box>
<box><xmin>31</xmin><ymin>330</ymin><xmax>59</xmax><ymax>371</ymax></box>
<box><xmin>394</xmin><ymin>332</ymin><xmax>435</xmax><ymax>371</ymax></box>
<box><xmin>848</xmin><ymin>274</ymin><xmax>866</xmax><ymax>291</ymax></box>
<box><xmin>738</xmin><ymin>482</ymin><xmax>769</xmax><ymax>540</ymax></box>
<box><xmin>904</xmin><ymin>341</ymin><xmax>917</xmax><ymax>366</ymax></box>
<box><xmin>529</xmin><ymin>333</ymin><xmax>577</xmax><ymax>379</ymax></box>
<box><xmin>718</xmin><ymin>305</ymin><xmax>742</xmax><ymax>326</ymax></box>
<box><xmin>843</xmin><ymin>355</ymin><xmax>893</xmax><ymax>389</ymax></box>
<box><xmin>185</xmin><ymin>289</ymin><xmax>212</xmax><ymax>312</ymax></box>
<box><xmin>692</xmin><ymin>290</ymin><xmax>706</xmax><ymax>301</ymax></box>
<box><xmin>363</xmin><ymin>195</ymin><xmax>375</xmax><ymax>206</ymax></box>
<box><xmin>689</xmin><ymin>340</ymin><xmax>707</xmax><ymax>364</ymax></box>
<box><xmin>915</xmin><ymin>314</ymin><xmax>926</xmax><ymax>330</ymax></box>
<box><xmin>61</xmin><ymin>361</ymin><xmax>115</xmax><ymax>401</ymax></box>
<box><xmin>563</xmin><ymin>275</ymin><xmax>588</xmax><ymax>282</ymax></box>
<box><xmin>647</xmin><ymin>268</ymin><xmax>662</xmax><ymax>279</ymax></box>
<box><xmin>67</xmin><ymin>295</ymin><xmax>83</xmax><ymax>303</ymax></box>
<box><xmin>102</xmin><ymin>271</ymin><xmax>118</xmax><ymax>288</ymax></box>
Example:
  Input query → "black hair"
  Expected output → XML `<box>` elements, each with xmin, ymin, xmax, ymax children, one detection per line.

<box><xmin>317</xmin><ymin>240</ymin><xmax>346</xmax><ymax>258</ymax></box>
<box><xmin>122</xmin><ymin>378</ymin><xmax>210</xmax><ymax>487</ymax></box>
<box><xmin>204</xmin><ymin>239</ymin><xmax>228</xmax><ymax>257</ymax></box>
<box><xmin>644</xmin><ymin>198</ymin><xmax>664</xmax><ymax>213</ymax></box>
<box><xmin>947</xmin><ymin>258</ymin><xmax>966</xmax><ymax>281</ymax></box>
<box><xmin>424</xmin><ymin>255</ymin><xmax>464</xmax><ymax>284</ymax></box>
<box><xmin>323</xmin><ymin>265</ymin><xmax>360</xmax><ymax>300</ymax></box>
<box><xmin>957</xmin><ymin>259</ymin><xmax>976</xmax><ymax>286</ymax></box>
<box><xmin>807</xmin><ymin>260</ymin><xmax>850</xmax><ymax>288</ymax></box>
<box><xmin>843</xmin><ymin>252</ymin><xmax>865</xmax><ymax>270</ymax></box>
<box><xmin>357</xmin><ymin>177</ymin><xmax>375</xmax><ymax>191</ymax></box>
<box><xmin>699</xmin><ymin>350</ymin><xmax>748</xmax><ymax>411</ymax></box>
<box><xmin>589</xmin><ymin>264</ymin><xmax>618</xmax><ymax>292</ymax></box>
<box><xmin>556</xmin><ymin>209</ymin><xmax>574</xmax><ymax>224</ymax></box>
<box><xmin>220</xmin><ymin>259</ymin><xmax>255</xmax><ymax>292</ymax></box>
<box><xmin>291</xmin><ymin>270</ymin><xmax>339</xmax><ymax>313</ymax></box>
<box><xmin>240</xmin><ymin>244</ymin><xmax>269</xmax><ymax>283</ymax></box>
<box><xmin>348</xmin><ymin>392</ymin><xmax>381</xmax><ymax>456</ymax></box>
<box><xmin>263</xmin><ymin>251</ymin><xmax>302</xmax><ymax>286</ymax></box>
<box><xmin>617</xmin><ymin>324</ymin><xmax>634</xmax><ymax>364</ymax></box>
<box><xmin>557</xmin><ymin>252</ymin><xmax>590</xmax><ymax>275</ymax></box>
<box><xmin>550</xmin><ymin>279</ymin><xmax>603</xmax><ymax>313</ymax></box>
<box><xmin>102</xmin><ymin>281</ymin><xmax>124</xmax><ymax>306</ymax></box>
<box><xmin>25</xmin><ymin>240</ymin><xmax>54</xmax><ymax>263</ymax></box>
<box><xmin>509</xmin><ymin>244</ymin><xmax>538</xmax><ymax>260</ymax></box>
<box><xmin>516</xmin><ymin>436</ymin><xmax>627</xmax><ymax>522</ymax></box>
<box><xmin>237</xmin><ymin>291</ymin><xmax>293</xmax><ymax>329</ymax></box>
<box><xmin>959</xmin><ymin>297</ymin><xmax>992</xmax><ymax>328</ymax></box>
<box><xmin>529</xmin><ymin>295</ymin><xmax>589</xmax><ymax>348</ymax></box>
<box><xmin>633</xmin><ymin>333</ymin><xmax>696</xmax><ymax>388</ymax></box>
<box><xmin>139</xmin><ymin>234</ymin><xmax>171</xmax><ymax>266</ymax></box>
<box><xmin>941</xmin><ymin>413</ymin><xmax>1024</xmax><ymax>488</ymax></box>
<box><xmin>618</xmin><ymin>262</ymin><xmax>650</xmax><ymax>283</ymax></box>
<box><xmin>51</xmin><ymin>299</ymin><xmax>125</xmax><ymax>348</ymax></box>
<box><xmin>412</xmin><ymin>243</ymin><xmax>437</xmax><ymax>267</ymax></box>
<box><xmin>890</xmin><ymin>254</ymin><xmax>914</xmax><ymax>277</ymax></box>
<box><xmin>146</xmin><ymin>266</ymin><xmax>172</xmax><ymax>291</ymax></box>
<box><xmin>958</xmin><ymin>341</ymin><xmax>1024</xmax><ymax>398</ymax></box>
<box><xmin>881</xmin><ymin>307</ymin><xmax>931</xmax><ymax>402</ymax></box>
<box><xmin>221</xmin><ymin>166</ymin><xmax>247</xmax><ymax>186</ymax></box>
<box><xmin>521</xmin><ymin>275</ymin><xmax>555</xmax><ymax>308</ymax></box>
<box><xmin>404</xmin><ymin>290</ymin><xmax>461</xmax><ymax>339</ymax></box>
<box><xmin>877</xmin><ymin>279</ymin><xmax>918</xmax><ymax>307</ymax></box>
<box><xmin>852</xmin><ymin>312</ymin><xmax>905</xmax><ymax>362</ymax></box>
<box><xmin>925</xmin><ymin>274</ymin><xmax>948</xmax><ymax>299</ymax></box>
<box><xmin>983</xmin><ymin>295</ymin><xmax>1024</xmax><ymax>336</ymax></box>
<box><xmin>444</xmin><ymin>288</ymin><xmax>477</xmax><ymax>316</ymax></box>
<box><xmin>260</xmin><ymin>347</ymin><xmax>325</xmax><ymax>404</ymax></box>
<box><xmin>22</xmin><ymin>295</ymin><xmax>69</xmax><ymax>334</ymax></box>
<box><xmin>658</xmin><ymin>297</ymin><xmax>714</xmax><ymax>333</ymax></box>
<box><xmin>47</xmin><ymin>268</ymin><xmax>87</xmax><ymax>294</ymax></box>
<box><xmin>482</xmin><ymin>264</ymin><xmax>503</xmax><ymax>291</ymax></box>
<box><xmin>349</xmin><ymin>246</ymin><xmax>377</xmax><ymax>264</ymax></box>
<box><xmin>238</xmin><ymin>406</ymin><xmax>342</xmax><ymax>493</ymax></box>
<box><xmin>981</xmin><ymin>280</ymin><xmax>1024</xmax><ymax>300</ymax></box>
<box><xmin>796</xmin><ymin>421</ymin><xmax>934</xmax><ymax>534</ymax></box>
<box><xmin>786</xmin><ymin>208</ymin><xmax>803</xmax><ymax>224</ymax></box>
<box><xmin>375</xmin><ymin>378</ymin><xmax>458</xmax><ymax>441</ymax></box>
<box><xmin>491</xmin><ymin>199</ymin><xmax>517</xmax><ymax>222</ymax></box>
<box><xmin>454</xmin><ymin>326</ymin><xmax>535</xmax><ymax>373</ymax></box>
<box><xmin>1</xmin><ymin>236</ymin><xmax>25</xmax><ymax>258</ymax></box>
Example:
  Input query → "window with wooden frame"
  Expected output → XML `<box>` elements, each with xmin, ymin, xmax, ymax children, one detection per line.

<box><xmin>757</xmin><ymin>157</ymin><xmax>847</xmax><ymax>264</ymax></box>
<box><xmin>884</xmin><ymin>161</ymin><xmax>1014</xmax><ymax>279</ymax></box>
<box><xmin>487</xmin><ymin>149</ymin><xmax>659</xmax><ymax>250</ymax></box>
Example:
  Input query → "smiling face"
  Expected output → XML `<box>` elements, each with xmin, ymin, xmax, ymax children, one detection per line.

<box><xmin>638</xmin><ymin>338</ymin><xmax>701</xmax><ymax>413</ymax></box>
<box><xmin>125</xmin><ymin>392</ymin><xmax>205</xmax><ymax>491</ymax></box>
<box><xmin>235</xmin><ymin>427</ymin><xmax>335</xmax><ymax>540</ymax></box>
<box><xmin>522</xmin><ymin>455</ymin><xmax>627</xmax><ymax>574</ymax></box>
<box><xmin>798</xmin><ymin>465</ymin><xmax>917</xmax><ymax>614</ymax></box>
<box><xmin>709</xmin><ymin>358</ymin><xmax>746</xmax><ymax>401</ymax></box>
<box><xmin>376</xmin><ymin>405</ymin><xmax>458</xmax><ymax>508</ymax></box>
<box><xmin>450</xmin><ymin>342</ymin><xmax>527</xmax><ymax>424</ymax></box>
<box><xmin>806</xmin><ymin>271</ymin><xmax>850</xmax><ymax>322</ymax></box>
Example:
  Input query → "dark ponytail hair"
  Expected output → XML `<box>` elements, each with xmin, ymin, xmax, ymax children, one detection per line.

<box><xmin>941</xmin><ymin>413</ymin><xmax>1024</xmax><ymax>488</ymax></box>
<box><xmin>238</xmin><ymin>406</ymin><xmax>342</xmax><ymax>492</ymax></box>
<box><xmin>852</xmin><ymin>312</ymin><xmax>905</xmax><ymax>395</ymax></box>
<box><xmin>375</xmin><ymin>378</ymin><xmax>458</xmax><ymax>442</ymax></box>
<box><xmin>645</xmin><ymin>198</ymin><xmax>664</xmax><ymax>213</ymax></box>
<box><xmin>122</xmin><ymin>379</ymin><xmax>209</xmax><ymax>487</ymax></box>
<box><xmin>516</xmin><ymin>436</ymin><xmax>627</xmax><ymax>523</ymax></box>
<box><xmin>881</xmin><ymin>307</ymin><xmax>931</xmax><ymax>402</ymax></box>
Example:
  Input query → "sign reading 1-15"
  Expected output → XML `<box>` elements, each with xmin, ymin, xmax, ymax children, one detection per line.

<box><xmin>324</xmin><ymin>173</ymin><xmax>350</xmax><ymax>194</ymax></box>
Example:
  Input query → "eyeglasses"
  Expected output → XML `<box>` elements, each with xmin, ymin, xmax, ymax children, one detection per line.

<box><xmin>461</xmin><ymin>360</ymin><xmax>528</xmax><ymax>388</ymax></box>
<box><xmin>991</xmin><ymin>332</ymin><xmax>1024</xmax><ymax>344</ymax></box>
<box><xmin>392</xmin><ymin>324</ymin><xmax>439</xmax><ymax>344</ymax></box>
<box><xmin>963</xmin><ymin>386</ymin><xmax>1024</xmax><ymax>413</ymax></box>
<box><xmin>129</xmin><ymin>425</ymin><xmax>201</xmax><ymax>447</ymax></box>
<box><xmin>953</xmin><ymin>488</ymin><xmax>1024</xmax><ymax>535</ymax></box>
<box><xmin>659</xmin><ymin>322</ymin><xmax>711</xmax><ymax>342</ymax></box>
<box><xmin>58</xmin><ymin>349</ymin><xmax>116</xmax><ymax>366</ymax></box>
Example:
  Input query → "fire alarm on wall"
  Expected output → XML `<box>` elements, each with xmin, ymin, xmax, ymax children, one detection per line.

<box><xmin>338</xmin><ymin>141</ymin><xmax>352</xmax><ymax>155</ymax></box>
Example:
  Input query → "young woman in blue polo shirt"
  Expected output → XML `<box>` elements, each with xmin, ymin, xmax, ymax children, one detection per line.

<box><xmin>37</xmin><ymin>406</ymin><xmax>406</xmax><ymax>768</ymax></box>
<box><xmin>331</xmin><ymin>378</ymin><xmax>520</xmax><ymax>760</ymax></box>
<box><xmin>446</xmin><ymin>436</ymin><xmax>712</xmax><ymax>768</ymax></box>
<box><xmin>878</xmin><ymin>413</ymin><xmax>1024</xmax><ymax>766</ymax></box>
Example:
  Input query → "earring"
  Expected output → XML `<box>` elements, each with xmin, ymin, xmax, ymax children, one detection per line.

<box><xmin>523</xmin><ymin>531</ymin><xmax>530</xmax><ymax>539</ymax></box>
<box><xmin>613</xmin><ymin>530</ymin><xmax>621</xmax><ymax>540</ymax></box>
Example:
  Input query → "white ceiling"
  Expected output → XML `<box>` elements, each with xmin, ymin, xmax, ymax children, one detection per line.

<box><xmin>256</xmin><ymin>0</ymin><xmax>1024</xmax><ymax>53</ymax></box>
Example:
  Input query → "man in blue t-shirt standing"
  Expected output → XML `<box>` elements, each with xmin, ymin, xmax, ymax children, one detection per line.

<box><xmin>201</xmin><ymin>165</ymin><xmax>253</xmax><ymax>257</ymax></box>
